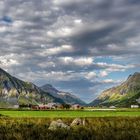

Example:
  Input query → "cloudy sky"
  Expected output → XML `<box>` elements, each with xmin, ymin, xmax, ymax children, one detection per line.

<box><xmin>0</xmin><ymin>0</ymin><xmax>140</xmax><ymax>102</ymax></box>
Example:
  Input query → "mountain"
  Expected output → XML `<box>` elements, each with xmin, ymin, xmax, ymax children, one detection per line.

<box><xmin>58</xmin><ymin>92</ymin><xmax>86</xmax><ymax>105</ymax></box>
<box><xmin>41</xmin><ymin>84</ymin><xmax>59</xmax><ymax>98</ymax></box>
<box><xmin>41</xmin><ymin>84</ymin><xmax>86</xmax><ymax>105</ymax></box>
<box><xmin>0</xmin><ymin>68</ymin><xmax>64</xmax><ymax>108</ymax></box>
<box><xmin>90</xmin><ymin>72</ymin><xmax>140</xmax><ymax>107</ymax></box>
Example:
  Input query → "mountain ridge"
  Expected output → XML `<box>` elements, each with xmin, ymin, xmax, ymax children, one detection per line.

<box><xmin>40</xmin><ymin>84</ymin><xmax>86</xmax><ymax>105</ymax></box>
<box><xmin>89</xmin><ymin>72</ymin><xmax>140</xmax><ymax>107</ymax></box>
<box><xmin>0</xmin><ymin>68</ymin><xmax>85</xmax><ymax>107</ymax></box>
<box><xmin>0</xmin><ymin>68</ymin><xmax>65</xmax><ymax>107</ymax></box>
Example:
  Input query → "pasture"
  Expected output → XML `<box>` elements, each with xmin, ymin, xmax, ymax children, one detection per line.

<box><xmin>0</xmin><ymin>109</ymin><xmax>140</xmax><ymax>139</ymax></box>
<box><xmin>0</xmin><ymin>109</ymin><xmax>140</xmax><ymax>118</ymax></box>
<box><xmin>0</xmin><ymin>116</ymin><xmax>140</xmax><ymax>140</ymax></box>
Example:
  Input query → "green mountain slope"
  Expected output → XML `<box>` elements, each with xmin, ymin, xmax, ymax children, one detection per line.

<box><xmin>90</xmin><ymin>72</ymin><xmax>140</xmax><ymax>107</ymax></box>
<box><xmin>0</xmin><ymin>68</ymin><xmax>64</xmax><ymax>107</ymax></box>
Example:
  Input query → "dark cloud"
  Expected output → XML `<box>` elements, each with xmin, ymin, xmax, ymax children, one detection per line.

<box><xmin>0</xmin><ymin>0</ymin><xmax>140</xmax><ymax>102</ymax></box>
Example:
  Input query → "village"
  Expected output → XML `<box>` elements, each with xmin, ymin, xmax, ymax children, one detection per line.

<box><xmin>15</xmin><ymin>102</ymin><xmax>139</xmax><ymax>110</ymax></box>
<box><xmin>17</xmin><ymin>103</ymin><xmax>83</xmax><ymax>110</ymax></box>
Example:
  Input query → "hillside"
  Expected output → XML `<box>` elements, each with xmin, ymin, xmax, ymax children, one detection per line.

<box><xmin>41</xmin><ymin>84</ymin><xmax>86</xmax><ymax>105</ymax></box>
<box><xmin>0</xmin><ymin>68</ymin><xmax>64</xmax><ymax>107</ymax></box>
<box><xmin>90</xmin><ymin>72</ymin><xmax>140</xmax><ymax>107</ymax></box>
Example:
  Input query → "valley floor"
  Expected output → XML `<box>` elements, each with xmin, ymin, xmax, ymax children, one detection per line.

<box><xmin>0</xmin><ymin>108</ymin><xmax>140</xmax><ymax>118</ymax></box>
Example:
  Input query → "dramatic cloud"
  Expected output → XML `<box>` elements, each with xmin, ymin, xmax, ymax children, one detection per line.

<box><xmin>0</xmin><ymin>0</ymin><xmax>140</xmax><ymax>102</ymax></box>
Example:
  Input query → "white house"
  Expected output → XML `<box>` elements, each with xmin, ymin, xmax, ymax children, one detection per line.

<box><xmin>46</xmin><ymin>103</ymin><xmax>57</xmax><ymax>109</ymax></box>
<box><xmin>131</xmin><ymin>105</ymin><xmax>139</xmax><ymax>108</ymax></box>
<box><xmin>109</xmin><ymin>106</ymin><xmax>116</xmax><ymax>109</ymax></box>
<box><xmin>71</xmin><ymin>104</ymin><xmax>81</xmax><ymax>109</ymax></box>
<box><xmin>13</xmin><ymin>105</ymin><xmax>19</xmax><ymax>109</ymax></box>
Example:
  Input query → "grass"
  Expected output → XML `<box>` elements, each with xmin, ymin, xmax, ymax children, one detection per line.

<box><xmin>0</xmin><ymin>109</ymin><xmax>140</xmax><ymax>118</ymax></box>
<box><xmin>0</xmin><ymin>117</ymin><xmax>140</xmax><ymax>140</ymax></box>
<box><xmin>0</xmin><ymin>109</ymin><xmax>140</xmax><ymax>139</ymax></box>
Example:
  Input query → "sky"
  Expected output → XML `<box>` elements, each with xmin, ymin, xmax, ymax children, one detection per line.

<box><xmin>0</xmin><ymin>0</ymin><xmax>140</xmax><ymax>103</ymax></box>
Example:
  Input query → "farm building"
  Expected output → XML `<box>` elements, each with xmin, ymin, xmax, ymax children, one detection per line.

<box><xmin>13</xmin><ymin>105</ymin><xmax>19</xmax><ymax>109</ymax></box>
<box><xmin>109</xmin><ymin>106</ymin><xmax>116</xmax><ymax>109</ymax></box>
<box><xmin>31</xmin><ymin>103</ymin><xmax>59</xmax><ymax>110</ymax></box>
<box><xmin>131</xmin><ymin>105</ymin><xmax>139</xmax><ymax>108</ymax></box>
<box><xmin>46</xmin><ymin>103</ymin><xmax>57</xmax><ymax>109</ymax></box>
<box><xmin>71</xmin><ymin>104</ymin><xmax>81</xmax><ymax>109</ymax></box>
<box><xmin>31</xmin><ymin>105</ymin><xmax>39</xmax><ymax>110</ymax></box>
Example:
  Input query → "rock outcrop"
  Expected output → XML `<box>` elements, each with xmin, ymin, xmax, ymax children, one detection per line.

<box><xmin>48</xmin><ymin>119</ymin><xmax>70</xmax><ymax>130</ymax></box>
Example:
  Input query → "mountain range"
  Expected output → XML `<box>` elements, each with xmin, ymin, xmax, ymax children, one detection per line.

<box><xmin>90</xmin><ymin>72</ymin><xmax>140</xmax><ymax>107</ymax></box>
<box><xmin>41</xmin><ymin>84</ymin><xmax>85</xmax><ymax>105</ymax></box>
<box><xmin>0</xmin><ymin>68</ymin><xmax>85</xmax><ymax>108</ymax></box>
<box><xmin>0</xmin><ymin>67</ymin><xmax>140</xmax><ymax>108</ymax></box>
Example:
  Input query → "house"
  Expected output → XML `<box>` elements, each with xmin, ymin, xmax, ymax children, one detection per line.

<box><xmin>109</xmin><ymin>106</ymin><xmax>116</xmax><ymax>109</ymax></box>
<box><xmin>13</xmin><ymin>105</ymin><xmax>19</xmax><ymax>109</ymax></box>
<box><xmin>31</xmin><ymin>103</ymin><xmax>60</xmax><ymax>110</ymax></box>
<box><xmin>131</xmin><ymin>105</ymin><xmax>139</xmax><ymax>108</ymax></box>
<box><xmin>35</xmin><ymin>103</ymin><xmax>57</xmax><ymax>110</ymax></box>
<box><xmin>46</xmin><ymin>103</ymin><xmax>57</xmax><ymax>109</ymax></box>
<box><xmin>71</xmin><ymin>104</ymin><xmax>81</xmax><ymax>109</ymax></box>
<box><xmin>31</xmin><ymin>105</ymin><xmax>39</xmax><ymax>110</ymax></box>
<box><xmin>38</xmin><ymin>104</ymin><xmax>49</xmax><ymax>110</ymax></box>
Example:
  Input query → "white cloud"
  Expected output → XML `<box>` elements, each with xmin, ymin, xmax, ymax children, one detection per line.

<box><xmin>100</xmin><ymin>70</ymin><xmax>108</xmax><ymax>77</ymax></box>
<box><xmin>59</xmin><ymin>57</ymin><xmax>93</xmax><ymax>66</ymax></box>
<box><xmin>38</xmin><ymin>61</ymin><xmax>56</xmax><ymax>68</ymax></box>
<box><xmin>41</xmin><ymin>45</ymin><xmax>73</xmax><ymax>56</ymax></box>
<box><xmin>96</xmin><ymin>62</ymin><xmax>135</xmax><ymax>72</ymax></box>
<box><xmin>47</xmin><ymin>27</ymin><xmax>73</xmax><ymax>38</ymax></box>
<box><xmin>0</xmin><ymin>54</ymin><xmax>19</xmax><ymax>67</ymax></box>
<box><xmin>74</xmin><ymin>19</ymin><xmax>82</xmax><ymax>24</ymax></box>
<box><xmin>18</xmin><ymin>71</ymin><xmax>81</xmax><ymax>82</ymax></box>
<box><xmin>0</xmin><ymin>26</ymin><xmax>8</xmax><ymax>32</ymax></box>
<box><xmin>53</xmin><ymin>0</ymin><xmax>100</xmax><ymax>6</ymax></box>
<box><xmin>103</xmin><ymin>79</ymin><xmax>114</xmax><ymax>83</ymax></box>
<box><xmin>102</xmin><ymin>79</ymin><xmax>122</xmax><ymax>84</ymax></box>
<box><xmin>85</xmin><ymin>72</ymin><xmax>97</xmax><ymax>80</ymax></box>
<box><xmin>53</xmin><ymin>0</ymin><xmax>79</xmax><ymax>5</ymax></box>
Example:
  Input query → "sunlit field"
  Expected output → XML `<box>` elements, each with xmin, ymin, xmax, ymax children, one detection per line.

<box><xmin>0</xmin><ymin>108</ymin><xmax>140</xmax><ymax>118</ymax></box>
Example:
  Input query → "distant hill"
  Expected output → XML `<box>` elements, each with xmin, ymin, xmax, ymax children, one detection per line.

<box><xmin>41</xmin><ymin>84</ymin><xmax>86</xmax><ymax>105</ymax></box>
<box><xmin>89</xmin><ymin>72</ymin><xmax>140</xmax><ymax>107</ymax></box>
<box><xmin>0</xmin><ymin>68</ymin><xmax>64</xmax><ymax>108</ymax></box>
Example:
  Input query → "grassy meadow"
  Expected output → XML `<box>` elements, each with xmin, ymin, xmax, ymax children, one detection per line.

<box><xmin>0</xmin><ymin>108</ymin><xmax>140</xmax><ymax>118</ymax></box>
<box><xmin>0</xmin><ymin>109</ymin><xmax>140</xmax><ymax>140</ymax></box>
<box><xmin>0</xmin><ymin>117</ymin><xmax>140</xmax><ymax>140</ymax></box>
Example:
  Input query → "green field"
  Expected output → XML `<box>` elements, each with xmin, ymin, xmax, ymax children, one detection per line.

<box><xmin>0</xmin><ymin>109</ymin><xmax>140</xmax><ymax>118</ymax></box>
<box><xmin>0</xmin><ymin>109</ymin><xmax>140</xmax><ymax>139</ymax></box>
<box><xmin>0</xmin><ymin>117</ymin><xmax>140</xmax><ymax>140</ymax></box>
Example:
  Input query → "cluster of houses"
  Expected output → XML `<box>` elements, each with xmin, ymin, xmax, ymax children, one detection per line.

<box><xmin>14</xmin><ymin>98</ymin><xmax>140</xmax><ymax>109</ymax></box>
<box><xmin>30</xmin><ymin>103</ymin><xmax>82</xmax><ymax>110</ymax></box>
